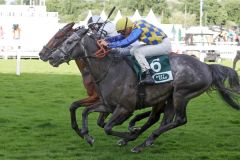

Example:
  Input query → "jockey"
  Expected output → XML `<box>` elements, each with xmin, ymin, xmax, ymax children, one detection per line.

<box><xmin>88</xmin><ymin>15</ymin><xmax>140</xmax><ymax>56</ymax></box>
<box><xmin>100</xmin><ymin>17</ymin><xmax>172</xmax><ymax>85</ymax></box>
<box><xmin>87</xmin><ymin>15</ymin><xmax>118</xmax><ymax>37</ymax></box>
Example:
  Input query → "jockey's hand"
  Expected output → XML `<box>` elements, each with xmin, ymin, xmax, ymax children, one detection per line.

<box><xmin>99</xmin><ymin>40</ymin><xmax>108</xmax><ymax>47</ymax></box>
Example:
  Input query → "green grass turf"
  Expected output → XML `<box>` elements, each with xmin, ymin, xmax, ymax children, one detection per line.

<box><xmin>0</xmin><ymin>59</ymin><xmax>240</xmax><ymax>160</ymax></box>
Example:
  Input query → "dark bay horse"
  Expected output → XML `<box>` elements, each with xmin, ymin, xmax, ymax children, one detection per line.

<box><xmin>39</xmin><ymin>23</ymin><xmax>156</xmax><ymax>139</ymax></box>
<box><xmin>49</xmin><ymin>28</ymin><xmax>240</xmax><ymax>152</ymax></box>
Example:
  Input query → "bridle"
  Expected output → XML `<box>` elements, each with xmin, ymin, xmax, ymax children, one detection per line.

<box><xmin>58</xmin><ymin>29</ymin><xmax>113</xmax><ymax>84</ymax></box>
<box><xmin>55</xmin><ymin>31</ymin><xmax>85</xmax><ymax>62</ymax></box>
<box><xmin>43</xmin><ymin>28</ymin><xmax>76</xmax><ymax>55</ymax></box>
<box><xmin>60</xmin><ymin>28</ymin><xmax>110</xmax><ymax>60</ymax></box>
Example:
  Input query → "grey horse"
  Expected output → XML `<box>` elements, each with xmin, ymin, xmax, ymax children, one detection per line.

<box><xmin>38</xmin><ymin>24</ymin><xmax>166</xmax><ymax>139</ymax></box>
<box><xmin>49</xmin><ymin>28</ymin><xmax>240</xmax><ymax>152</ymax></box>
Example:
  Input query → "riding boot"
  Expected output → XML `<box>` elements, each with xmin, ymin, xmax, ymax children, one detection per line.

<box><xmin>140</xmin><ymin>69</ymin><xmax>155</xmax><ymax>85</ymax></box>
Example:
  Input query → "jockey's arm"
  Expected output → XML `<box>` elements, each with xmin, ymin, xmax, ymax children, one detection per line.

<box><xmin>105</xmin><ymin>35</ymin><xmax>125</xmax><ymax>43</ymax></box>
<box><xmin>107</xmin><ymin>28</ymin><xmax>142</xmax><ymax>48</ymax></box>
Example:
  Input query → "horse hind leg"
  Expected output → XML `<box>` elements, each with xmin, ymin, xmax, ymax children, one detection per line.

<box><xmin>97</xmin><ymin>112</ymin><xmax>109</xmax><ymax>128</ymax></box>
<box><xmin>118</xmin><ymin>103</ymin><xmax>165</xmax><ymax>146</ymax></box>
<box><xmin>131</xmin><ymin>94</ymin><xmax>188</xmax><ymax>153</ymax></box>
<box><xmin>128</xmin><ymin>95</ymin><xmax>174</xmax><ymax>133</ymax></box>
<box><xmin>128</xmin><ymin>110</ymin><xmax>152</xmax><ymax>132</ymax></box>
<box><xmin>119</xmin><ymin>96</ymin><xmax>175</xmax><ymax>146</ymax></box>
<box><xmin>161</xmin><ymin>96</ymin><xmax>175</xmax><ymax>126</ymax></box>
<box><xmin>103</xmin><ymin>106</ymin><xmax>134</xmax><ymax>139</ymax></box>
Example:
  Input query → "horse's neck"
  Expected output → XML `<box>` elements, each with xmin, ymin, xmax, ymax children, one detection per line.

<box><xmin>83</xmin><ymin>36</ymin><xmax>135</xmax><ymax>85</ymax></box>
<box><xmin>85</xmin><ymin>54</ymin><xmax>134</xmax><ymax>85</ymax></box>
<box><xmin>86</xmin><ymin>55</ymin><xmax>113</xmax><ymax>77</ymax></box>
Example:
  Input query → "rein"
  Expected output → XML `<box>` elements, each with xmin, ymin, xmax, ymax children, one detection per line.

<box><xmin>95</xmin><ymin>40</ymin><xmax>110</xmax><ymax>59</ymax></box>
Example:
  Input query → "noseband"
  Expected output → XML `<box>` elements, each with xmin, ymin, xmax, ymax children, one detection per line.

<box><xmin>56</xmin><ymin>31</ymin><xmax>84</xmax><ymax>60</ymax></box>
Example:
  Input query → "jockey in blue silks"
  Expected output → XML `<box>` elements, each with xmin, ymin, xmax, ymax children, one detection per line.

<box><xmin>100</xmin><ymin>17</ymin><xmax>172</xmax><ymax>85</ymax></box>
<box><xmin>88</xmin><ymin>15</ymin><xmax>140</xmax><ymax>56</ymax></box>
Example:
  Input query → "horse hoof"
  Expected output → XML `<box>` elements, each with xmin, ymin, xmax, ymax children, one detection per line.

<box><xmin>85</xmin><ymin>135</ymin><xmax>94</xmax><ymax>146</ymax></box>
<box><xmin>117</xmin><ymin>139</ymin><xmax>128</xmax><ymax>146</ymax></box>
<box><xmin>145</xmin><ymin>140</ymin><xmax>154</xmax><ymax>147</ymax></box>
<box><xmin>131</xmin><ymin>147</ymin><xmax>141</xmax><ymax>153</ymax></box>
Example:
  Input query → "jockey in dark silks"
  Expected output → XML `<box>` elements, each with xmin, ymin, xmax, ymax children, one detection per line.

<box><xmin>100</xmin><ymin>17</ymin><xmax>172</xmax><ymax>85</ymax></box>
<box><xmin>87</xmin><ymin>15</ymin><xmax>118</xmax><ymax>37</ymax></box>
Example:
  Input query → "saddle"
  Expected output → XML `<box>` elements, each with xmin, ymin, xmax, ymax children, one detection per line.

<box><xmin>125</xmin><ymin>55</ymin><xmax>173</xmax><ymax>84</ymax></box>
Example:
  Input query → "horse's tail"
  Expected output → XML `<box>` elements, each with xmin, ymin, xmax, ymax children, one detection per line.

<box><xmin>208</xmin><ymin>64</ymin><xmax>240</xmax><ymax>110</ymax></box>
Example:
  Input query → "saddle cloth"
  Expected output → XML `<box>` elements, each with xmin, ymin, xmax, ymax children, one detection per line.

<box><xmin>128</xmin><ymin>55</ymin><xmax>173</xmax><ymax>84</ymax></box>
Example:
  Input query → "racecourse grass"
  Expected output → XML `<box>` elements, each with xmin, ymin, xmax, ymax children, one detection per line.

<box><xmin>0</xmin><ymin>59</ymin><xmax>240</xmax><ymax>160</ymax></box>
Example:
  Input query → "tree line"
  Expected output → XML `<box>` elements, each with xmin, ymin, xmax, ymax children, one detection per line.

<box><xmin>4</xmin><ymin>0</ymin><xmax>240</xmax><ymax>27</ymax></box>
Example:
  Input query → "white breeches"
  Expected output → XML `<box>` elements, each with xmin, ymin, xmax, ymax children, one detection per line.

<box><xmin>130</xmin><ymin>38</ymin><xmax>172</xmax><ymax>72</ymax></box>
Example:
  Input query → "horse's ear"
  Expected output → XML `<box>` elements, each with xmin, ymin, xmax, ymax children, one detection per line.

<box><xmin>62</xmin><ymin>22</ymin><xmax>75</xmax><ymax>32</ymax></box>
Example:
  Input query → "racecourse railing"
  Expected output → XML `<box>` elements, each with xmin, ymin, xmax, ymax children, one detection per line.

<box><xmin>0</xmin><ymin>40</ymin><xmax>240</xmax><ymax>60</ymax></box>
<box><xmin>172</xmin><ymin>41</ymin><xmax>240</xmax><ymax>60</ymax></box>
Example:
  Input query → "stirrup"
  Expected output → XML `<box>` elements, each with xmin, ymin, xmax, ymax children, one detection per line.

<box><xmin>140</xmin><ymin>76</ymin><xmax>155</xmax><ymax>85</ymax></box>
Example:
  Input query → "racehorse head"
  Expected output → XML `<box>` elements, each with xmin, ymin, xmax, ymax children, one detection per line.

<box><xmin>49</xmin><ymin>27</ymin><xmax>99</xmax><ymax>67</ymax></box>
<box><xmin>39</xmin><ymin>22</ymin><xmax>75</xmax><ymax>61</ymax></box>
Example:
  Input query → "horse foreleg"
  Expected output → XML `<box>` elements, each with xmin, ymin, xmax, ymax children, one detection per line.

<box><xmin>75</xmin><ymin>87</ymin><xmax>100</xmax><ymax>106</ymax></box>
<box><xmin>80</xmin><ymin>102</ymin><xmax>111</xmax><ymax>145</ymax></box>
<box><xmin>69</xmin><ymin>100</ymin><xmax>85</xmax><ymax>138</ymax></box>
<box><xmin>77</xmin><ymin>96</ymin><xmax>100</xmax><ymax>106</ymax></box>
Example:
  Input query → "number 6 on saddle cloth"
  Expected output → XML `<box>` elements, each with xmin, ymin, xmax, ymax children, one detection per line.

<box><xmin>128</xmin><ymin>55</ymin><xmax>173</xmax><ymax>84</ymax></box>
